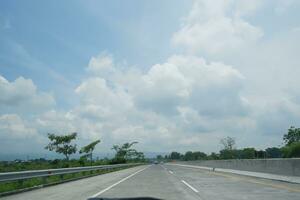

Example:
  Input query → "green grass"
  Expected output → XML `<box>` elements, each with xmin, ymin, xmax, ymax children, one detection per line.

<box><xmin>0</xmin><ymin>166</ymin><xmax>131</xmax><ymax>194</ymax></box>
<box><xmin>0</xmin><ymin>159</ymin><xmax>111</xmax><ymax>173</ymax></box>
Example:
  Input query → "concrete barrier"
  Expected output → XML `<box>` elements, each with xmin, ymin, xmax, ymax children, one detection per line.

<box><xmin>175</xmin><ymin>158</ymin><xmax>300</xmax><ymax>177</ymax></box>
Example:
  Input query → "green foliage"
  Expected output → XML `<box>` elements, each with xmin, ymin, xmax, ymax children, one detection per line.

<box><xmin>183</xmin><ymin>151</ymin><xmax>207</xmax><ymax>161</ymax></box>
<box><xmin>283</xmin><ymin>126</ymin><xmax>300</xmax><ymax>145</ymax></box>
<box><xmin>219</xmin><ymin>149</ymin><xmax>235</xmax><ymax>159</ymax></box>
<box><xmin>208</xmin><ymin>152</ymin><xmax>219</xmax><ymax>160</ymax></box>
<box><xmin>45</xmin><ymin>132</ymin><xmax>77</xmax><ymax>160</ymax></box>
<box><xmin>184</xmin><ymin>151</ymin><xmax>193</xmax><ymax>161</ymax></box>
<box><xmin>156</xmin><ymin>155</ymin><xmax>163</xmax><ymax>160</ymax></box>
<box><xmin>282</xmin><ymin>142</ymin><xmax>300</xmax><ymax>158</ymax></box>
<box><xmin>0</xmin><ymin>164</ymin><xmax>133</xmax><ymax>194</ymax></box>
<box><xmin>111</xmin><ymin>142</ymin><xmax>143</xmax><ymax>164</ymax></box>
<box><xmin>265</xmin><ymin>147</ymin><xmax>282</xmax><ymax>158</ymax></box>
<box><xmin>239</xmin><ymin>148</ymin><xmax>256</xmax><ymax>159</ymax></box>
<box><xmin>169</xmin><ymin>151</ymin><xmax>181</xmax><ymax>160</ymax></box>
<box><xmin>254</xmin><ymin>150</ymin><xmax>266</xmax><ymax>158</ymax></box>
<box><xmin>79</xmin><ymin>139</ymin><xmax>101</xmax><ymax>166</ymax></box>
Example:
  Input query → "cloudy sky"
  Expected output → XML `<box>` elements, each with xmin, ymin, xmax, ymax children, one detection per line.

<box><xmin>1</xmin><ymin>0</ymin><xmax>300</xmax><ymax>157</ymax></box>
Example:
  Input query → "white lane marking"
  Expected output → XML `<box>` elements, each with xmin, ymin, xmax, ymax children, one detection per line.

<box><xmin>181</xmin><ymin>180</ymin><xmax>199</xmax><ymax>193</ymax></box>
<box><xmin>90</xmin><ymin>165</ymin><xmax>150</xmax><ymax>198</ymax></box>
<box><xmin>169</xmin><ymin>170</ymin><xmax>174</xmax><ymax>174</ymax></box>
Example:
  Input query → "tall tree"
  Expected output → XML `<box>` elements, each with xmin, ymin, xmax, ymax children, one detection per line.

<box><xmin>220</xmin><ymin>137</ymin><xmax>236</xmax><ymax>150</ymax></box>
<box><xmin>169</xmin><ymin>151</ymin><xmax>181</xmax><ymax>160</ymax></box>
<box><xmin>184</xmin><ymin>151</ymin><xmax>194</xmax><ymax>161</ymax></box>
<box><xmin>45</xmin><ymin>132</ymin><xmax>77</xmax><ymax>161</ymax></box>
<box><xmin>79</xmin><ymin>139</ymin><xmax>101</xmax><ymax>166</ymax></box>
<box><xmin>112</xmin><ymin>142</ymin><xmax>139</xmax><ymax>163</ymax></box>
<box><xmin>283</xmin><ymin>126</ymin><xmax>300</xmax><ymax>146</ymax></box>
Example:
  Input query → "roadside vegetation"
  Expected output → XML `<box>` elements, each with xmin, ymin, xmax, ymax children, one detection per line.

<box><xmin>1</xmin><ymin>132</ymin><xmax>145</xmax><ymax>172</ymax></box>
<box><xmin>158</xmin><ymin>126</ymin><xmax>300</xmax><ymax>161</ymax></box>
<box><xmin>0</xmin><ymin>133</ymin><xmax>145</xmax><ymax>195</ymax></box>
<box><xmin>0</xmin><ymin>165</ymin><xmax>133</xmax><ymax>194</ymax></box>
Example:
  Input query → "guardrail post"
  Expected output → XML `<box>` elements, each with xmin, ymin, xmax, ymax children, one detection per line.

<box><xmin>60</xmin><ymin>174</ymin><xmax>64</xmax><ymax>181</ymax></box>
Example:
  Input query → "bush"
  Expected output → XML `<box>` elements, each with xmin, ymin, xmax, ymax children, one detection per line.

<box><xmin>282</xmin><ymin>142</ymin><xmax>300</xmax><ymax>158</ymax></box>
<box><xmin>109</xmin><ymin>158</ymin><xmax>126</xmax><ymax>164</ymax></box>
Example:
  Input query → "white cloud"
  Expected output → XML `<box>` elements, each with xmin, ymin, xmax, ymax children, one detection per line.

<box><xmin>172</xmin><ymin>0</ymin><xmax>263</xmax><ymax>54</ymax></box>
<box><xmin>51</xmin><ymin>53</ymin><xmax>250</xmax><ymax>152</ymax></box>
<box><xmin>0</xmin><ymin>75</ymin><xmax>55</xmax><ymax>114</ymax></box>
<box><xmin>0</xmin><ymin>114</ymin><xmax>38</xmax><ymax>139</ymax></box>
<box><xmin>86</xmin><ymin>52</ymin><xmax>116</xmax><ymax>77</ymax></box>
<box><xmin>133</xmin><ymin>55</ymin><xmax>246</xmax><ymax>117</ymax></box>
<box><xmin>2</xmin><ymin>0</ymin><xmax>300</xmax><ymax>155</ymax></box>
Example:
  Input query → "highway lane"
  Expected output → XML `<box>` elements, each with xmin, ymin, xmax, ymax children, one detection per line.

<box><xmin>93</xmin><ymin>164</ymin><xmax>300</xmax><ymax>200</ymax></box>
<box><xmin>163</xmin><ymin>164</ymin><xmax>300</xmax><ymax>200</ymax></box>
<box><xmin>2</xmin><ymin>164</ymin><xmax>300</xmax><ymax>200</ymax></box>
<box><xmin>1</xmin><ymin>165</ymin><xmax>147</xmax><ymax>200</ymax></box>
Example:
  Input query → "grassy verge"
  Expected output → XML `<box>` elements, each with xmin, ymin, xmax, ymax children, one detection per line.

<box><xmin>0</xmin><ymin>166</ymin><xmax>134</xmax><ymax>195</ymax></box>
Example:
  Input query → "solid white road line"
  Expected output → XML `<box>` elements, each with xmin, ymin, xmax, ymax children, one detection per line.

<box><xmin>90</xmin><ymin>165</ymin><xmax>150</xmax><ymax>198</ymax></box>
<box><xmin>181</xmin><ymin>180</ymin><xmax>199</xmax><ymax>193</ymax></box>
<box><xmin>169</xmin><ymin>170</ymin><xmax>174</xmax><ymax>174</ymax></box>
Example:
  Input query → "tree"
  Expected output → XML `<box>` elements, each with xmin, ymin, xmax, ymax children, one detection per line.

<box><xmin>219</xmin><ymin>149</ymin><xmax>235</xmax><ymax>159</ymax></box>
<box><xmin>265</xmin><ymin>147</ymin><xmax>282</xmax><ymax>158</ymax></box>
<box><xmin>240</xmin><ymin>148</ymin><xmax>255</xmax><ymax>159</ymax></box>
<box><xmin>79</xmin><ymin>140</ymin><xmax>101</xmax><ymax>166</ymax></box>
<box><xmin>132</xmin><ymin>152</ymin><xmax>145</xmax><ymax>162</ymax></box>
<box><xmin>220</xmin><ymin>137</ymin><xmax>236</xmax><ymax>150</ymax></box>
<box><xmin>45</xmin><ymin>132</ymin><xmax>77</xmax><ymax>161</ymax></box>
<box><xmin>208</xmin><ymin>152</ymin><xmax>219</xmax><ymax>160</ymax></box>
<box><xmin>156</xmin><ymin>155</ymin><xmax>163</xmax><ymax>160</ymax></box>
<box><xmin>111</xmin><ymin>142</ymin><xmax>139</xmax><ymax>163</ymax></box>
<box><xmin>193</xmin><ymin>151</ymin><xmax>207</xmax><ymax>160</ymax></box>
<box><xmin>169</xmin><ymin>152</ymin><xmax>181</xmax><ymax>160</ymax></box>
<box><xmin>282</xmin><ymin>142</ymin><xmax>300</xmax><ymax>158</ymax></box>
<box><xmin>255</xmin><ymin>150</ymin><xmax>266</xmax><ymax>158</ymax></box>
<box><xmin>283</xmin><ymin>126</ymin><xmax>300</xmax><ymax>146</ymax></box>
<box><xmin>184</xmin><ymin>151</ymin><xmax>194</xmax><ymax>161</ymax></box>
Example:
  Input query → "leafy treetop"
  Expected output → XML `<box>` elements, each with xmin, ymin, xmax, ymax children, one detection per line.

<box><xmin>45</xmin><ymin>132</ymin><xmax>77</xmax><ymax>160</ymax></box>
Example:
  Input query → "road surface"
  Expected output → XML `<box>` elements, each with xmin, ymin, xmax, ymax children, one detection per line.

<box><xmin>2</xmin><ymin>164</ymin><xmax>300</xmax><ymax>200</ymax></box>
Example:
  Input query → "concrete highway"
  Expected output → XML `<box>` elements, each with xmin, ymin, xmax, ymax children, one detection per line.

<box><xmin>2</xmin><ymin>164</ymin><xmax>300</xmax><ymax>200</ymax></box>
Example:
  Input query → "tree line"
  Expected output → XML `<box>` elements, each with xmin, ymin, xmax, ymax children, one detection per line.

<box><xmin>45</xmin><ymin>132</ymin><xmax>145</xmax><ymax>166</ymax></box>
<box><xmin>157</xmin><ymin>126</ymin><xmax>300</xmax><ymax>161</ymax></box>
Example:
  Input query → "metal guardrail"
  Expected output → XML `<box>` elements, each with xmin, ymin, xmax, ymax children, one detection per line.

<box><xmin>0</xmin><ymin>163</ymin><xmax>141</xmax><ymax>183</ymax></box>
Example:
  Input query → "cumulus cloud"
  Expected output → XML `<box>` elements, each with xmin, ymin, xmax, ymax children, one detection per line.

<box><xmin>50</xmin><ymin>53</ymin><xmax>250</xmax><ymax>152</ymax></box>
<box><xmin>0</xmin><ymin>114</ymin><xmax>38</xmax><ymax>139</ymax></box>
<box><xmin>172</xmin><ymin>0</ymin><xmax>263</xmax><ymax>54</ymax></box>
<box><xmin>1</xmin><ymin>0</ymin><xmax>300</xmax><ymax>155</ymax></box>
<box><xmin>133</xmin><ymin>55</ymin><xmax>246</xmax><ymax>117</ymax></box>
<box><xmin>86</xmin><ymin>52</ymin><xmax>116</xmax><ymax>77</ymax></box>
<box><xmin>0</xmin><ymin>75</ymin><xmax>55</xmax><ymax>114</ymax></box>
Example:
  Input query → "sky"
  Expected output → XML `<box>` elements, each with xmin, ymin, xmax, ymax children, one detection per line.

<box><xmin>1</xmin><ymin>0</ymin><xmax>300</xmax><ymax>158</ymax></box>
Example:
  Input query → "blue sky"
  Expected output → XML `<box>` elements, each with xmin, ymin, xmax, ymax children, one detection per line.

<box><xmin>1</xmin><ymin>0</ymin><xmax>300</xmax><ymax>158</ymax></box>
<box><xmin>0</xmin><ymin>0</ymin><xmax>195</xmax><ymax>111</ymax></box>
